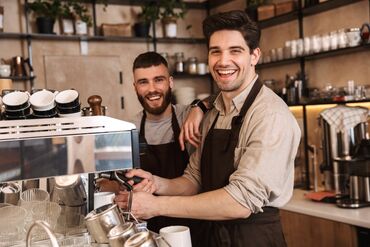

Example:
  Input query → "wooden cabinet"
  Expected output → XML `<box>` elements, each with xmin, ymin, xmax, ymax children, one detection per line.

<box><xmin>280</xmin><ymin>210</ymin><xmax>358</xmax><ymax>247</ymax></box>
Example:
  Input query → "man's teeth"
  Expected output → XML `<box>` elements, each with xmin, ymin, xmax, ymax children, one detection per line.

<box><xmin>148</xmin><ymin>95</ymin><xmax>160</xmax><ymax>100</ymax></box>
<box><xmin>218</xmin><ymin>70</ymin><xmax>235</xmax><ymax>75</ymax></box>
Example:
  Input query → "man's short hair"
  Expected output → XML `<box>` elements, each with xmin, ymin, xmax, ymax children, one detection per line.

<box><xmin>133</xmin><ymin>52</ymin><xmax>168</xmax><ymax>72</ymax></box>
<box><xmin>202</xmin><ymin>10</ymin><xmax>260</xmax><ymax>53</ymax></box>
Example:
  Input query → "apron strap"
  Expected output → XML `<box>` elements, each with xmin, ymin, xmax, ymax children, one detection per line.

<box><xmin>226</xmin><ymin>80</ymin><xmax>263</xmax><ymax>151</ymax></box>
<box><xmin>139</xmin><ymin>105</ymin><xmax>189</xmax><ymax>157</ymax></box>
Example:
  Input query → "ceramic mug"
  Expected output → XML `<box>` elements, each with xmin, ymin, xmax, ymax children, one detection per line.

<box><xmin>94</xmin><ymin>192</ymin><xmax>115</xmax><ymax>210</ymax></box>
<box><xmin>159</xmin><ymin>225</ymin><xmax>192</xmax><ymax>247</ymax></box>
<box><xmin>2</xmin><ymin>91</ymin><xmax>30</xmax><ymax>111</ymax></box>
<box><xmin>346</xmin><ymin>28</ymin><xmax>361</xmax><ymax>47</ymax></box>
<box><xmin>30</xmin><ymin>89</ymin><xmax>58</xmax><ymax>111</ymax></box>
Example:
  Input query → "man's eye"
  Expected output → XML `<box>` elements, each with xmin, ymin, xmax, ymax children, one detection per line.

<box><xmin>231</xmin><ymin>49</ymin><xmax>242</xmax><ymax>54</ymax></box>
<box><xmin>210</xmin><ymin>50</ymin><xmax>220</xmax><ymax>55</ymax></box>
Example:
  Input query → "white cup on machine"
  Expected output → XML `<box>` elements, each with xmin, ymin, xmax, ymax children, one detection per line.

<box><xmin>94</xmin><ymin>192</ymin><xmax>115</xmax><ymax>210</ymax></box>
<box><xmin>159</xmin><ymin>225</ymin><xmax>192</xmax><ymax>247</ymax></box>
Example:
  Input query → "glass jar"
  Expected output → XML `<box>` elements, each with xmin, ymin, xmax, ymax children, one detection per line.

<box><xmin>187</xmin><ymin>57</ymin><xmax>198</xmax><ymax>74</ymax></box>
<box><xmin>329</xmin><ymin>31</ymin><xmax>338</xmax><ymax>50</ymax></box>
<box><xmin>321</xmin><ymin>33</ymin><xmax>330</xmax><ymax>52</ymax></box>
<box><xmin>174</xmin><ymin>52</ymin><xmax>184</xmax><ymax>73</ymax></box>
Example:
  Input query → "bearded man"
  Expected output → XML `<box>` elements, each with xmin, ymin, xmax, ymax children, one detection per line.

<box><xmin>129</xmin><ymin>52</ymin><xmax>208</xmax><ymax>237</ymax></box>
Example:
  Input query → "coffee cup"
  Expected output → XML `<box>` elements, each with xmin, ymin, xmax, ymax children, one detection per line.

<box><xmin>55</xmin><ymin>89</ymin><xmax>80</xmax><ymax>108</ymax></box>
<box><xmin>159</xmin><ymin>225</ymin><xmax>192</xmax><ymax>247</ymax></box>
<box><xmin>0</xmin><ymin>64</ymin><xmax>11</xmax><ymax>77</ymax></box>
<box><xmin>94</xmin><ymin>192</ymin><xmax>115</xmax><ymax>210</ymax></box>
<box><xmin>30</xmin><ymin>89</ymin><xmax>58</xmax><ymax>111</ymax></box>
<box><xmin>346</xmin><ymin>28</ymin><xmax>361</xmax><ymax>47</ymax></box>
<box><xmin>2</xmin><ymin>91</ymin><xmax>30</xmax><ymax>111</ymax></box>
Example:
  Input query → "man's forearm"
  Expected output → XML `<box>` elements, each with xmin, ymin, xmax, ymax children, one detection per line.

<box><xmin>154</xmin><ymin>175</ymin><xmax>199</xmax><ymax>196</ymax></box>
<box><xmin>156</xmin><ymin>188</ymin><xmax>251</xmax><ymax>220</ymax></box>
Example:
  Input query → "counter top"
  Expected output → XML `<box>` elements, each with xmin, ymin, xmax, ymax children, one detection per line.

<box><xmin>282</xmin><ymin>189</ymin><xmax>370</xmax><ymax>228</ymax></box>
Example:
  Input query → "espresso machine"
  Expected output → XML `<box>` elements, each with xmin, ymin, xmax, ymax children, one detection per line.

<box><xmin>0</xmin><ymin>116</ymin><xmax>140</xmax><ymax>244</ymax></box>
<box><xmin>319</xmin><ymin>105</ymin><xmax>370</xmax><ymax>208</ymax></box>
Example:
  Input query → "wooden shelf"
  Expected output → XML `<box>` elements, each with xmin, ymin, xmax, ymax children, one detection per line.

<box><xmin>0</xmin><ymin>76</ymin><xmax>35</xmax><ymax>81</ymax></box>
<box><xmin>156</xmin><ymin>37</ymin><xmax>206</xmax><ymax>44</ymax></box>
<box><xmin>173</xmin><ymin>72</ymin><xmax>211</xmax><ymax>79</ymax></box>
<box><xmin>1</xmin><ymin>32</ymin><xmax>205</xmax><ymax>44</ymax></box>
<box><xmin>0</xmin><ymin>32</ymin><xmax>27</xmax><ymax>39</ymax></box>
<box><xmin>288</xmin><ymin>99</ymin><xmax>370</xmax><ymax>107</ymax></box>
<box><xmin>258</xmin><ymin>0</ymin><xmax>363</xmax><ymax>29</ymax></box>
<box><xmin>104</xmin><ymin>0</ymin><xmax>208</xmax><ymax>9</ymax></box>
<box><xmin>259</xmin><ymin>11</ymin><xmax>298</xmax><ymax>29</ymax></box>
<box><xmin>302</xmin><ymin>0</ymin><xmax>363</xmax><ymax>17</ymax></box>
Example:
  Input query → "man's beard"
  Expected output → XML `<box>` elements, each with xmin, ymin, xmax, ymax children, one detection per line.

<box><xmin>137</xmin><ymin>89</ymin><xmax>172</xmax><ymax>115</ymax></box>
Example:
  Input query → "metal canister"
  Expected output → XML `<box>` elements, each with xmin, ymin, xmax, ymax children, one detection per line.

<box><xmin>85</xmin><ymin>203</ymin><xmax>125</xmax><ymax>244</ymax></box>
<box><xmin>53</xmin><ymin>174</ymin><xmax>86</xmax><ymax>206</ymax></box>
<box><xmin>108</xmin><ymin>222</ymin><xmax>138</xmax><ymax>247</ymax></box>
<box><xmin>124</xmin><ymin>231</ymin><xmax>158</xmax><ymax>247</ymax></box>
<box><xmin>0</xmin><ymin>182</ymin><xmax>21</xmax><ymax>205</ymax></box>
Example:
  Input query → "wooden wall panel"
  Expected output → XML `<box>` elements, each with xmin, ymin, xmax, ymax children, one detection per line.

<box><xmin>280</xmin><ymin>210</ymin><xmax>358</xmax><ymax>247</ymax></box>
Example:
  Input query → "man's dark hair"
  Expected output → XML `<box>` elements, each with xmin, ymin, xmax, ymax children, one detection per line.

<box><xmin>203</xmin><ymin>10</ymin><xmax>260</xmax><ymax>53</ymax></box>
<box><xmin>133</xmin><ymin>52</ymin><xmax>168</xmax><ymax>71</ymax></box>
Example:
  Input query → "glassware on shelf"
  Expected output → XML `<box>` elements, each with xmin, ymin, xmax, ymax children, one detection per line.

<box><xmin>337</xmin><ymin>29</ymin><xmax>348</xmax><ymax>48</ymax></box>
<box><xmin>311</xmin><ymin>35</ymin><xmax>322</xmax><ymax>53</ymax></box>
<box><xmin>321</xmin><ymin>33</ymin><xmax>331</xmax><ymax>52</ymax></box>
<box><xmin>329</xmin><ymin>31</ymin><xmax>338</xmax><ymax>50</ymax></box>
<box><xmin>174</xmin><ymin>52</ymin><xmax>184</xmax><ymax>73</ymax></box>
<box><xmin>186</xmin><ymin>57</ymin><xmax>198</xmax><ymax>74</ymax></box>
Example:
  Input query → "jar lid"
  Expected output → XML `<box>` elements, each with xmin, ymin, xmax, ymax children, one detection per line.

<box><xmin>188</xmin><ymin>57</ymin><xmax>197</xmax><ymax>62</ymax></box>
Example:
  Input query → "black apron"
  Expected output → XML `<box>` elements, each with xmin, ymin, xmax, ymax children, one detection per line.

<box><xmin>199</xmin><ymin>80</ymin><xmax>287</xmax><ymax>247</ymax></box>
<box><xmin>139</xmin><ymin>105</ymin><xmax>200</xmax><ymax>236</ymax></box>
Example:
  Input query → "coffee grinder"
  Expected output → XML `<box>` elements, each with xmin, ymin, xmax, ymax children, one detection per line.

<box><xmin>319</xmin><ymin>105</ymin><xmax>369</xmax><ymax>203</ymax></box>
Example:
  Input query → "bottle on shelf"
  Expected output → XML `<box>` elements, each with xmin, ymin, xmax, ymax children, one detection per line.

<box><xmin>174</xmin><ymin>52</ymin><xmax>184</xmax><ymax>73</ymax></box>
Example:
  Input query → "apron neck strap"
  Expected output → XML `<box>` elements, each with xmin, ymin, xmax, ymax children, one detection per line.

<box><xmin>139</xmin><ymin>105</ymin><xmax>181</xmax><ymax>144</ymax></box>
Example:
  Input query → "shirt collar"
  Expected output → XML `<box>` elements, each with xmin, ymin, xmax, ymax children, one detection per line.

<box><xmin>213</xmin><ymin>74</ymin><xmax>259</xmax><ymax>115</ymax></box>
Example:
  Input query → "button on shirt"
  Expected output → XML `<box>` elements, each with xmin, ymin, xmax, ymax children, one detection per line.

<box><xmin>183</xmin><ymin>76</ymin><xmax>301</xmax><ymax>213</ymax></box>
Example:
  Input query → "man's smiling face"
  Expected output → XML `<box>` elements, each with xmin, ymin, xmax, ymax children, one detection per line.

<box><xmin>208</xmin><ymin>30</ymin><xmax>259</xmax><ymax>96</ymax></box>
<box><xmin>133</xmin><ymin>64</ymin><xmax>173</xmax><ymax>115</ymax></box>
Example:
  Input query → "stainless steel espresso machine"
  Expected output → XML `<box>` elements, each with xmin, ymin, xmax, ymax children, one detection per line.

<box><xmin>0</xmin><ymin>116</ymin><xmax>140</xmax><ymax>245</ymax></box>
<box><xmin>320</xmin><ymin>105</ymin><xmax>370</xmax><ymax>208</ymax></box>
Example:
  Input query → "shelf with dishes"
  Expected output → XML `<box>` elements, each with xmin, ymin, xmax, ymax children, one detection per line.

<box><xmin>259</xmin><ymin>0</ymin><xmax>363</xmax><ymax>29</ymax></box>
<box><xmin>103</xmin><ymin>0</ymin><xmax>209</xmax><ymax>9</ymax></box>
<box><xmin>256</xmin><ymin>43</ymin><xmax>370</xmax><ymax>69</ymax></box>
<box><xmin>287</xmin><ymin>98</ymin><xmax>370</xmax><ymax>107</ymax></box>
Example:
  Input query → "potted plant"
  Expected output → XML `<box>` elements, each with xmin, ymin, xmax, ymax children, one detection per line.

<box><xmin>71</xmin><ymin>1</ymin><xmax>92</xmax><ymax>35</ymax></box>
<box><xmin>60</xmin><ymin>2</ymin><xmax>75</xmax><ymax>35</ymax></box>
<box><xmin>134</xmin><ymin>2</ymin><xmax>160</xmax><ymax>37</ymax></box>
<box><xmin>28</xmin><ymin>0</ymin><xmax>62</xmax><ymax>34</ymax></box>
<box><xmin>159</xmin><ymin>0</ymin><xmax>187</xmax><ymax>38</ymax></box>
<box><xmin>246</xmin><ymin>0</ymin><xmax>267</xmax><ymax>22</ymax></box>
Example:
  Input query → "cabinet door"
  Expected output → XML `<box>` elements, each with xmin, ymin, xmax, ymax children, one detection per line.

<box><xmin>44</xmin><ymin>55</ymin><xmax>124</xmax><ymax>119</ymax></box>
<box><xmin>280</xmin><ymin>210</ymin><xmax>358</xmax><ymax>247</ymax></box>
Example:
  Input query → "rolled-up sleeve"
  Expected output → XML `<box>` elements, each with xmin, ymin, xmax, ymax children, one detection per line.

<box><xmin>224</xmin><ymin>108</ymin><xmax>300</xmax><ymax>213</ymax></box>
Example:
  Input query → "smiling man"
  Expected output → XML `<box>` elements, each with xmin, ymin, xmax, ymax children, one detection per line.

<box><xmin>116</xmin><ymin>11</ymin><xmax>301</xmax><ymax>247</ymax></box>
<box><xmin>130</xmin><ymin>52</ymin><xmax>206</xmax><ymax>237</ymax></box>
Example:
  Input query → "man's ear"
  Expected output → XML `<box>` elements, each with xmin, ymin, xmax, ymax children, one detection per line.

<box><xmin>251</xmin><ymin>48</ymin><xmax>261</xmax><ymax>66</ymax></box>
<box><xmin>169</xmin><ymin>76</ymin><xmax>174</xmax><ymax>89</ymax></box>
<box><xmin>133</xmin><ymin>81</ymin><xmax>138</xmax><ymax>93</ymax></box>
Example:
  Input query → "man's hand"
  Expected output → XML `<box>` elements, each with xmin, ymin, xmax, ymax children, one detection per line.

<box><xmin>125</xmin><ymin>169</ymin><xmax>157</xmax><ymax>194</ymax></box>
<box><xmin>179</xmin><ymin>107</ymin><xmax>203</xmax><ymax>150</ymax></box>
<box><xmin>114</xmin><ymin>191</ymin><xmax>158</xmax><ymax>219</ymax></box>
